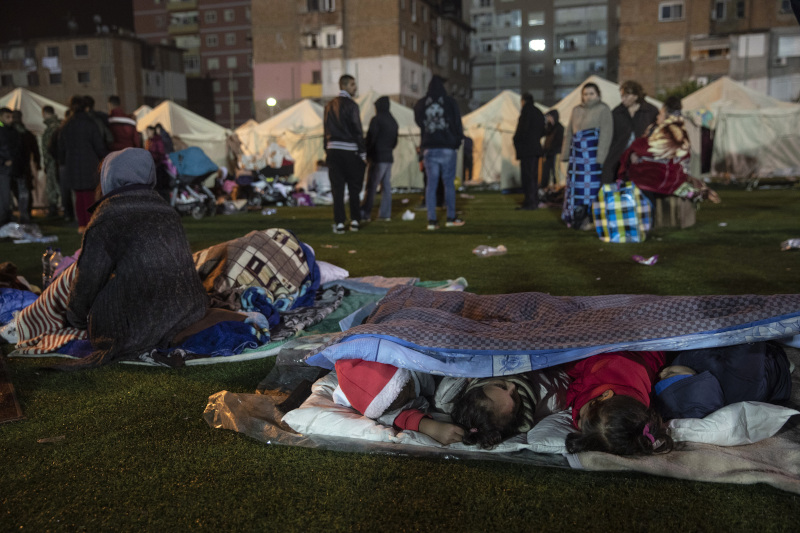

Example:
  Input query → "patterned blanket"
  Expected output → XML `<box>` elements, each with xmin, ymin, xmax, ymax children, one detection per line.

<box><xmin>307</xmin><ymin>286</ymin><xmax>800</xmax><ymax>377</ymax></box>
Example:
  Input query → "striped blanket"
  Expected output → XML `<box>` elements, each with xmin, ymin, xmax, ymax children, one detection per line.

<box><xmin>562</xmin><ymin>128</ymin><xmax>602</xmax><ymax>227</ymax></box>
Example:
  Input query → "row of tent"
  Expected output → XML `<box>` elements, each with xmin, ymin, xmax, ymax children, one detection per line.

<box><xmin>2</xmin><ymin>75</ymin><xmax>799</xmax><ymax>194</ymax></box>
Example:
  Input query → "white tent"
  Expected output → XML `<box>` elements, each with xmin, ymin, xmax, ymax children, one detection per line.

<box><xmin>0</xmin><ymin>88</ymin><xmax>68</xmax><ymax>136</ymax></box>
<box><xmin>356</xmin><ymin>90</ymin><xmax>423</xmax><ymax>189</ymax></box>
<box><xmin>137</xmin><ymin>100</ymin><xmax>232</xmax><ymax>170</ymax></box>
<box><xmin>235</xmin><ymin>118</ymin><xmax>258</xmax><ymax>136</ymax></box>
<box><xmin>680</xmin><ymin>77</ymin><xmax>800</xmax><ymax>179</ymax></box>
<box><xmin>133</xmin><ymin>105</ymin><xmax>153</xmax><ymax>122</ymax></box>
<box><xmin>0</xmin><ymin>88</ymin><xmax>69</xmax><ymax>208</ymax></box>
<box><xmin>242</xmin><ymin>99</ymin><xmax>325</xmax><ymax>185</ymax></box>
<box><xmin>461</xmin><ymin>90</ymin><xmax>548</xmax><ymax>188</ymax></box>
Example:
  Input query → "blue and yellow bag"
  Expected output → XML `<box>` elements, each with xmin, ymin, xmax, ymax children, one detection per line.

<box><xmin>592</xmin><ymin>181</ymin><xmax>652</xmax><ymax>243</ymax></box>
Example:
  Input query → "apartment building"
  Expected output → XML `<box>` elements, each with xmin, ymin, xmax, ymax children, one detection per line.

<box><xmin>0</xmin><ymin>34</ymin><xmax>186</xmax><ymax>111</ymax></box>
<box><xmin>133</xmin><ymin>0</ymin><xmax>253</xmax><ymax>127</ymax></box>
<box><xmin>251</xmin><ymin>0</ymin><xmax>472</xmax><ymax>121</ymax></box>
<box><xmin>619</xmin><ymin>0</ymin><xmax>800</xmax><ymax>100</ymax></box>
<box><xmin>466</xmin><ymin>0</ymin><xmax>620</xmax><ymax>107</ymax></box>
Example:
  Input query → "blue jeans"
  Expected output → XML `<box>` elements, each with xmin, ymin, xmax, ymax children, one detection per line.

<box><xmin>361</xmin><ymin>161</ymin><xmax>393</xmax><ymax>220</ymax></box>
<box><xmin>423</xmin><ymin>148</ymin><xmax>457</xmax><ymax>222</ymax></box>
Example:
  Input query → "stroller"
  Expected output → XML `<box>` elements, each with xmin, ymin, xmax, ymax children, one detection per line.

<box><xmin>166</xmin><ymin>147</ymin><xmax>218</xmax><ymax>219</ymax></box>
<box><xmin>237</xmin><ymin>150</ymin><xmax>298</xmax><ymax>208</ymax></box>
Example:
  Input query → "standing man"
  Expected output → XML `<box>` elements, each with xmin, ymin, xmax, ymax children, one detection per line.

<box><xmin>360</xmin><ymin>96</ymin><xmax>398</xmax><ymax>222</ymax></box>
<box><xmin>323</xmin><ymin>74</ymin><xmax>366</xmax><ymax>234</ymax></box>
<box><xmin>41</xmin><ymin>105</ymin><xmax>62</xmax><ymax>217</ymax></box>
<box><xmin>0</xmin><ymin>107</ymin><xmax>21</xmax><ymax>225</ymax></box>
<box><xmin>84</xmin><ymin>95</ymin><xmax>113</xmax><ymax>150</ymax></box>
<box><xmin>541</xmin><ymin>110</ymin><xmax>564</xmax><ymax>190</ymax></box>
<box><xmin>107</xmin><ymin>95</ymin><xmax>141</xmax><ymax>152</ymax></box>
<box><xmin>414</xmin><ymin>75</ymin><xmax>464</xmax><ymax>230</ymax></box>
<box><xmin>602</xmin><ymin>80</ymin><xmax>659</xmax><ymax>184</ymax></box>
<box><xmin>512</xmin><ymin>92</ymin><xmax>545</xmax><ymax>210</ymax></box>
<box><xmin>11</xmin><ymin>110</ymin><xmax>40</xmax><ymax>223</ymax></box>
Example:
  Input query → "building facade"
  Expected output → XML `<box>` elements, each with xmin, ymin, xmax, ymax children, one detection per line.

<box><xmin>466</xmin><ymin>0</ymin><xmax>620</xmax><ymax>108</ymax></box>
<box><xmin>133</xmin><ymin>0</ymin><xmax>253</xmax><ymax>127</ymax></box>
<box><xmin>619</xmin><ymin>0</ymin><xmax>800</xmax><ymax>100</ymax></box>
<box><xmin>0</xmin><ymin>34</ymin><xmax>186</xmax><ymax>112</ymax></box>
<box><xmin>250</xmin><ymin>0</ymin><xmax>472</xmax><ymax>121</ymax></box>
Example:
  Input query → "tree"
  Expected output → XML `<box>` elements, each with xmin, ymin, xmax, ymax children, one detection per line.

<box><xmin>657</xmin><ymin>79</ymin><xmax>703</xmax><ymax>101</ymax></box>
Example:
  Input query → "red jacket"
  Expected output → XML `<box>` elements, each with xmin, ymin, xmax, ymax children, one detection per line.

<box><xmin>565</xmin><ymin>351</ymin><xmax>665</xmax><ymax>428</ymax></box>
<box><xmin>108</xmin><ymin>108</ymin><xmax>141</xmax><ymax>152</ymax></box>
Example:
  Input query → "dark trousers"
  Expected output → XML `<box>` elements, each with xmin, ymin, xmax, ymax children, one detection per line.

<box><xmin>520</xmin><ymin>156</ymin><xmax>540</xmax><ymax>208</ymax></box>
<box><xmin>541</xmin><ymin>154</ymin><xmax>557</xmax><ymax>188</ymax></box>
<box><xmin>326</xmin><ymin>149</ymin><xmax>366</xmax><ymax>225</ymax></box>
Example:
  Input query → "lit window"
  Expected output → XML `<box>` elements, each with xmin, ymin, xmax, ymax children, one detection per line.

<box><xmin>528</xmin><ymin>11</ymin><xmax>544</xmax><ymax>26</ymax></box>
<box><xmin>529</xmin><ymin>39</ymin><xmax>546</xmax><ymax>52</ymax></box>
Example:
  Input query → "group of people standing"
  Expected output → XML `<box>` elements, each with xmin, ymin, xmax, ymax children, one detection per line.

<box><xmin>0</xmin><ymin>94</ymin><xmax>177</xmax><ymax>233</ymax></box>
<box><xmin>322</xmin><ymin>73</ymin><xmax>465</xmax><ymax>234</ymax></box>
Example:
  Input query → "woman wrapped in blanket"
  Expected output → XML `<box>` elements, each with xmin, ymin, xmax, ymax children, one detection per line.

<box><xmin>564</xmin><ymin>343</ymin><xmax>791</xmax><ymax>456</ymax></box>
<box><xmin>333</xmin><ymin>359</ymin><xmax>568</xmax><ymax>448</ymax></box>
<box><xmin>616</xmin><ymin>96</ymin><xmax>720</xmax><ymax>204</ymax></box>
<box><xmin>560</xmin><ymin>82</ymin><xmax>613</xmax><ymax>230</ymax></box>
<box><xmin>62</xmin><ymin>148</ymin><xmax>250</xmax><ymax>369</ymax></box>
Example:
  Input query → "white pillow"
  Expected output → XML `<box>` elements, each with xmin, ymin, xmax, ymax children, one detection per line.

<box><xmin>316</xmin><ymin>260</ymin><xmax>349</xmax><ymax>285</ymax></box>
<box><xmin>527</xmin><ymin>410</ymin><xmax>574</xmax><ymax>454</ymax></box>
<box><xmin>668</xmin><ymin>401</ymin><xmax>799</xmax><ymax>446</ymax></box>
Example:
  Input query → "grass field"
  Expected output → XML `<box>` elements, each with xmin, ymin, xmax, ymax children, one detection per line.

<box><xmin>2</xmin><ymin>186</ymin><xmax>799</xmax><ymax>531</ymax></box>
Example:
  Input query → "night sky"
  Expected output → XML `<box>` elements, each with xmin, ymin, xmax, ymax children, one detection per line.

<box><xmin>2</xmin><ymin>0</ymin><xmax>134</xmax><ymax>43</ymax></box>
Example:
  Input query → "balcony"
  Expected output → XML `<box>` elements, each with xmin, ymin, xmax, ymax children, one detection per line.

<box><xmin>169</xmin><ymin>23</ymin><xmax>199</xmax><ymax>36</ymax></box>
<box><xmin>166</xmin><ymin>0</ymin><xmax>198</xmax><ymax>12</ymax></box>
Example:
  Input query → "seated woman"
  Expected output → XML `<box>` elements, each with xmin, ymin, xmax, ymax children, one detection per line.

<box><xmin>62</xmin><ymin>147</ymin><xmax>210</xmax><ymax>369</ymax></box>
<box><xmin>617</xmin><ymin>96</ymin><xmax>719</xmax><ymax>204</ymax></box>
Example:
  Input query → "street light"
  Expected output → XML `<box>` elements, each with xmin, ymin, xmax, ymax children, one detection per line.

<box><xmin>266</xmin><ymin>97</ymin><xmax>277</xmax><ymax>117</ymax></box>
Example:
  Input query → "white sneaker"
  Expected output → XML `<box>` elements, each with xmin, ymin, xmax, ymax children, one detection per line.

<box><xmin>350</xmin><ymin>220</ymin><xmax>360</xmax><ymax>232</ymax></box>
<box><xmin>333</xmin><ymin>223</ymin><xmax>346</xmax><ymax>234</ymax></box>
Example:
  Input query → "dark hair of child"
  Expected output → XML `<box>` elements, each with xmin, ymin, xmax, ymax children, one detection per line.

<box><xmin>451</xmin><ymin>386</ymin><xmax>522</xmax><ymax>450</ymax></box>
<box><xmin>565</xmin><ymin>395</ymin><xmax>674</xmax><ymax>456</ymax></box>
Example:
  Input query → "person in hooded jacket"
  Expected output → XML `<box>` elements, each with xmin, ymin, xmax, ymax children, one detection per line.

<box><xmin>541</xmin><ymin>109</ymin><xmax>563</xmax><ymax>190</ymax></box>
<box><xmin>107</xmin><ymin>95</ymin><xmax>141</xmax><ymax>152</ymax></box>
<box><xmin>360</xmin><ymin>96</ymin><xmax>399</xmax><ymax>222</ymax></box>
<box><xmin>62</xmin><ymin>147</ymin><xmax>209</xmax><ymax>370</ymax></box>
<box><xmin>414</xmin><ymin>75</ymin><xmax>464</xmax><ymax>230</ymax></box>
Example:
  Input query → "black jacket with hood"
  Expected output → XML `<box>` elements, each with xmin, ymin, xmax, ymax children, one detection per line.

<box><xmin>366</xmin><ymin>96</ymin><xmax>399</xmax><ymax>163</ymax></box>
<box><xmin>323</xmin><ymin>91</ymin><xmax>366</xmax><ymax>155</ymax></box>
<box><xmin>513</xmin><ymin>100</ymin><xmax>545</xmax><ymax>160</ymax></box>
<box><xmin>414</xmin><ymin>76</ymin><xmax>462</xmax><ymax>150</ymax></box>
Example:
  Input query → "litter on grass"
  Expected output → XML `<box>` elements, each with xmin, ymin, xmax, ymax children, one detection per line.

<box><xmin>781</xmin><ymin>239</ymin><xmax>800</xmax><ymax>251</ymax></box>
<box><xmin>472</xmin><ymin>244</ymin><xmax>507</xmax><ymax>257</ymax></box>
<box><xmin>0</xmin><ymin>223</ymin><xmax>57</xmax><ymax>244</ymax></box>
<box><xmin>632</xmin><ymin>255</ymin><xmax>659</xmax><ymax>266</ymax></box>
<box><xmin>401</xmin><ymin>209</ymin><xmax>415</xmax><ymax>221</ymax></box>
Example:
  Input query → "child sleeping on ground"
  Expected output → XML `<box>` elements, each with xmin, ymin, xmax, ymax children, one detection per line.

<box><xmin>332</xmin><ymin>359</ymin><xmax>568</xmax><ymax>447</ymax></box>
<box><xmin>564</xmin><ymin>343</ymin><xmax>792</xmax><ymax>456</ymax></box>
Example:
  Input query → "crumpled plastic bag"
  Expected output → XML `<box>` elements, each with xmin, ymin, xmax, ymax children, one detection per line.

<box><xmin>0</xmin><ymin>223</ymin><xmax>57</xmax><ymax>244</ymax></box>
<box><xmin>780</xmin><ymin>239</ymin><xmax>800</xmax><ymax>251</ymax></box>
<box><xmin>401</xmin><ymin>209</ymin><xmax>415</xmax><ymax>221</ymax></box>
<box><xmin>632</xmin><ymin>254</ymin><xmax>659</xmax><ymax>266</ymax></box>
<box><xmin>472</xmin><ymin>244</ymin><xmax>507</xmax><ymax>257</ymax></box>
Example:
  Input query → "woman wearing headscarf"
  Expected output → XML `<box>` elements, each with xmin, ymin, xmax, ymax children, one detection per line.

<box><xmin>560</xmin><ymin>82</ymin><xmax>613</xmax><ymax>230</ymax></box>
<box><xmin>62</xmin><ymin>148</ymin><xmax>209</xmax><ymax>369</ymax></box>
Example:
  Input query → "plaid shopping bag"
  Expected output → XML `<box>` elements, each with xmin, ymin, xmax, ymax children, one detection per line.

<box><xmin>592</xmin><ymin>181</ymin><xmax>652</xmax><ymax>243</ymax></box>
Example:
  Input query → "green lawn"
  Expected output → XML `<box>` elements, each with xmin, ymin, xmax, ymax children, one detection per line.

<box><xmin>2</xmin><ymin>187</ymin><xmax>800</xmax><ymax>531</ymax></box>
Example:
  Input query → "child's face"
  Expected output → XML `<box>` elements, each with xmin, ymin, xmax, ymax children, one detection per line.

<box><xmin>481</xmin><ymin>380</ymin><xmax>520</xmax><ymax>425</ymax></box>
<box><xmin>658</xmin><ymin>365</ymin><xmax>696</xmax><ymax>381</ymax></box>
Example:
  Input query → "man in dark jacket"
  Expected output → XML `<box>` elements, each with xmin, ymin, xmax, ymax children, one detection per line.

<box><xmin>106</xmin><ymin>95</ymin><xmax>141</xmax><ymax>152</ymax></box>
<box><xmin>512</xmin><ymin>92</ymin><xmax>545</xmax><ymax>210</ymax></box>
<box><xmin>0</xmin><ymin>107</ymin><xmax>22</xmax><ymax>225</ymax></box>
<box><xmin>541</xmin><ymin>110</ymin><xmax>564</xmax><ymax>189</ymax></box>
<box><xmin>58</xmin><ymin>95</ymin><xmax>108</xmax><ymax>231</ymax></box>
<box><xmin>10</xmin><ymin>110</ymin><xmax>40</xmax><ymax>223</ymax></box>
<box><xmin>602</xmin><ymin>80</ymin><xmax>659</xmax><ymax>184</ymax></box>
<box><xmin>414</xmin><ymin>75</ymin><xmax>464</xmax><ymax>230</ymax></box>
<box><xmin>360</xmin><ymin>96</ymin><xmax>398</xmax><ymax>222</ymax></box>
<box><xmin>84</xmin><ymin>95</ymin><xmax>114</xmax><ymax>150</ymax></box>
<box><xmin>323</xmin><ymin>74</ymin><xmax>366</xmax><ymax>234</ymax></box>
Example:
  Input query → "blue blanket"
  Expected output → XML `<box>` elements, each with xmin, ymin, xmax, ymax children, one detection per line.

<box><xmin>306</xmin><ymin>286</ymin><xmax>800</xmax><ymax>378</ymax></box>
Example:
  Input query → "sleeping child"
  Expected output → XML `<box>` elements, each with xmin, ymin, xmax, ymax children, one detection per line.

<box><xmin>333</xmin><ymin>358</ymin><xmax>569</xmax><ymax>448</ymax></box>
<box><xmin>564</xmin><ymin>343</ymin><xmax>792</xmax><ymax>456</ymax></box>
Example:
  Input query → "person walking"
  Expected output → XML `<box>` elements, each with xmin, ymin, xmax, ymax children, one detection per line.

<box><xmin>323</xmin><ymin>74</ymin><xmax>367</xmax><ymax>234</ymax></box>
<box><xmin>602</xmin><ymin>80</ymin><xmax>659</xmax><ymax>184</ymax></box>
<box><xmin>360</xmin><ymin>96</ymin><xmax>398</xmax><ymax>222</ymax></box>
<box><xmin>414</xmin><ymin>75</ymin><xmax>464</xmax><ymax>230</ymax></box>
<box><xmin>41</xmin><ymin>105</ymin><xmax>62</xmax><ymax>217</ymax></box>
<box><xmin>512</xmin><ymin>92</ymin><xmax>545</xmax><ymax>210</ymax></box>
